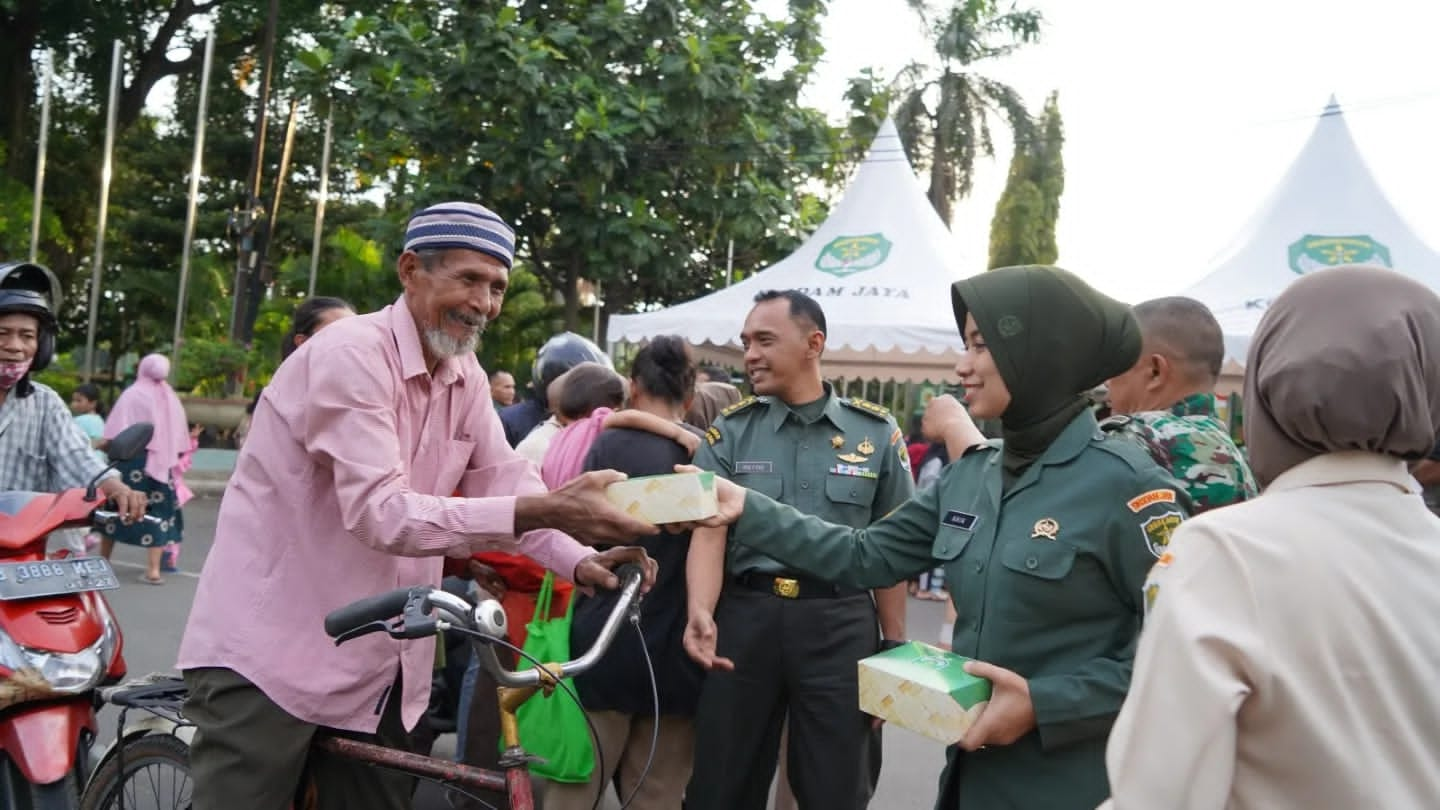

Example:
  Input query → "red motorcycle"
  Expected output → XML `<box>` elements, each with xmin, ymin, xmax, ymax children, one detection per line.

<box><xmin>0</xmin><ymin>423</ymin><xmax>152</xmax><ymax>809</ymax></box>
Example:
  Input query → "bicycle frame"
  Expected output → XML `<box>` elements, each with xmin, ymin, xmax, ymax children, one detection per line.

<box><xmin>312</xmin><ymin>736</ymin><xmax>528</xmax><ymax>809</ymax></box>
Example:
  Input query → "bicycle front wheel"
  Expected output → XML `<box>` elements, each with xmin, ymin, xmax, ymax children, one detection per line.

<box><xmin>79</xmin><ymin>734</ymin><xmax>192</xmax><ymax>810</ymax></box>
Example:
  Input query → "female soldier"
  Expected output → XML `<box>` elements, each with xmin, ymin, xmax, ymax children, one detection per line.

<box><xmin>693</xmin><ymin>265</ymin><xmax>1188</xmax><ymax>809</ymax></box>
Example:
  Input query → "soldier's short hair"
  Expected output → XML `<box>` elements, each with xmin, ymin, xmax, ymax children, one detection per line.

<box><xmin>1133</xmin><ymin>296</ymin><xmax>1224</xmax><ymax>383</ymax></box>
<box><xmin>754</xmin><ymin>289</ymin><xmax>827</xmax><ymax>337</ymax></box>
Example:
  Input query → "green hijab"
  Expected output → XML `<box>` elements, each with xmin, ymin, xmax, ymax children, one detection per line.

<box><xmin>951</xmin><ymin>265</ymin><xmax>1142</xmax><ymax>484</ymax></box>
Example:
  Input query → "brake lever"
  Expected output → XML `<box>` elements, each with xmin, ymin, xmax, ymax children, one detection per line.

<box><xmin>332</xmin><ymin>620</ymin><xmax>394</xmax><ymax>645</ymax></box>
<box><xmin>393</xmin><ymin>590</ymin><xmax>440</xmax><ymax>639</ymax></box>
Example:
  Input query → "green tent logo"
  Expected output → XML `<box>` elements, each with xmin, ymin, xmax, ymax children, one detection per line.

<box><xmin>1287</xmin><ymin>234</ymin><xmax>1392</xmax><ymax>275</ymax></box>
<box><xmin>815</xmin><ymin>233</ymin><xmax>892</xmax><ymax>277</ymax></box>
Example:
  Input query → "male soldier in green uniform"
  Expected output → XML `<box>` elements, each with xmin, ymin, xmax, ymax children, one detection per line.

<box><xmin>1102</xmin><ymin>296</ymin><xmax>1257</xmax><ymax>513</ymax></box>
<box><xmin>683</xmin><ymin>289</ymin><xmax>913</xmax><ymax>810</ymax></box>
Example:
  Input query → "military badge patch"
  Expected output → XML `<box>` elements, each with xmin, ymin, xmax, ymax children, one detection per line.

<box><xmin>1031</xmin><ymin>517</ymin><xmax>1059</xmax><ymax>541</ymax></box>
<box><xmin>1143</xmin><ymin>582</ymin><xmax>1160</xmax><ymax>616</ymax></box>
<box><xmin>857</xmin><ymin>437</ymin><xmax>876</xmax><ymax>455</ymax></box>
<box><xmin>898</xmin><ymin>444</ymin><xmax>911</xmax><ymax>471</ymax></box>
<box><xmin>1140</xmin><ymin>511</ymin><xmax>1183</xmax><ymax>557</ymax></box>
<box><xmin>1126</xmin><ymin>488</ymin><xmax>1177</xmax><ymax>512</ymax></box>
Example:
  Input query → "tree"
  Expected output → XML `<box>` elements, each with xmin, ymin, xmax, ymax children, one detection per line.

<box><xmin>988</xmin><ymin>91</ymin><xmax>1063</xmax><ymax>268</ymax></box>
<box><xmin>300</xmin><ymin>0</ymin><xmax>849</xmax><ymax>334</ymax></box>
<box><xmin>892</xmin><ymin>0</ymin><xmax>1043</xmax><ymax>224</ymax></box>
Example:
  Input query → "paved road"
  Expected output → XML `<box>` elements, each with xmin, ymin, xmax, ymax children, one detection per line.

<box><xmin>98</xmin><ymin>494</ymin><xmax>949</xmax><ymax>809</ymax></box>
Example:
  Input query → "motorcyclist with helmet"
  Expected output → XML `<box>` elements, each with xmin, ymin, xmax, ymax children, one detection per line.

<box><xmin>0</xmin><ymin>261</ymin><xmax>147</xmax><ymax>523</ymax></box>
<box><xmin>498</xmin><ymin>331</ymin><xmax>612</xmax><ymax>447</ymax></box>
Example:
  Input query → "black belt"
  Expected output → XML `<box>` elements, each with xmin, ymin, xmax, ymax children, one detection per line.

<box><xmin>733</xmin><ymin>571</ymin><xmax>867</xmax><ymax>600</ymax></box>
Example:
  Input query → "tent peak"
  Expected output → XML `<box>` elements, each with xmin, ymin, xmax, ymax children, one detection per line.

<box><xmin>1322</xmin><ymin>94</ymin><xmax>1342</xmax><ymax>117</ymax></box>
<box><xmin>865</xmin><ymin>117</ymin><xmax>907</xmax><ymax>164</ymax></box>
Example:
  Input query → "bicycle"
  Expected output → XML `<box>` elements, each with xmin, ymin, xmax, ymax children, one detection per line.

<box><xmin>78</xmin><ymin>563</ymin><xmax>651</xmax><ymax>810</ymax></box>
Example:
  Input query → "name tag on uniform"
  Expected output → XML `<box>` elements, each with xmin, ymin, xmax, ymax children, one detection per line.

<box><xmin>735</xmin><ymin>461</ymin><xmax>774</xmax><ymax>474</ymax></box>
<box><xmin>942</xmin><ymin>510</ymin><xmax>979</xmax><ymax>531</ymax></box>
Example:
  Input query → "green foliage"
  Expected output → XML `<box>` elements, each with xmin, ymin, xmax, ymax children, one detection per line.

<box><xmin>175</xmin><ymin>337</ymin><xmax>251</xmax><ymax>396</ymax></box>
<box><xmin>304</xmin><ymin>0</ymin><xmax>849</xmax><ymax>331</ymax></box>
<box><xmin>988</xmin><ymin>91</ymin><xmax>1064</xmax><ymax>268</ymax></box>
<box><xmin>476</xmin><ymin>265</ymin><xmax>559</xmax><ymax>391</ymax></box>
<box><xmin>2</xmin><ymin>0</ymin><xmax>865</xmax><ymax>392</ymax></box>
<box><xmin>31</xmin><ymin>352</ymin><xmax>84</xmax><ymax>402</ymax></box>
<box><xmin>890</xmin><ymin>0</ymin><xmax>1044</xmax><ymax>223</ymax></box>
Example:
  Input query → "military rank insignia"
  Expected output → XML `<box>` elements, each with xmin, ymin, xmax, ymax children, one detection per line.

<box><xmin>1031</xmin><ymin>517</ymin><xmax>1060</xmax><ymax>540</ymax></box>
<box><xmin>705</xmin><ymin>426</ymin><xmax>721</xmax><ymax>446</ymax></box>
<box><xmin>1140</xmin><ymin>511</ymin><xmax>1183</xmax><ymax>557</ymax></box>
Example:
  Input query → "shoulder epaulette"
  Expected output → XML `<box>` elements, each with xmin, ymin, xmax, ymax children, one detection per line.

<box><xmin>720</xmin><ymin>396</ymin><xmax>763</xmax><ymax>418</ymax></box>
<box><xmin>840</xmin><ymin>397</ymin><xmax>891</xmax><ymax>421</ymax></box>
<box><xmin>1092</xmin><ymin>433</ymin><xmax>1156</xmax><ymax>474</ymax></box>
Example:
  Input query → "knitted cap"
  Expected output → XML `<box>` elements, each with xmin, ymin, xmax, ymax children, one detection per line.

<box><xmin>404</xmin><ymin>202</ymin><xmax>516</xmax><ymax>269</ymax></box>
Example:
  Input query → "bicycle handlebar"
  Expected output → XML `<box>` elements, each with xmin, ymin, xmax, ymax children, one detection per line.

<box><xmin>91</xmin><ymin>510</ymin><xmax>166</xmax><ymax>527</ymax></box>
<box><xmin>323</xmin><ymin>563</ymin><xmax>648</xmax><ymax>688</ymax></box>
<box><xmin>323</xmin><ymin>587</ymin><xmax>417</xmax><ymax>638</ymax></box>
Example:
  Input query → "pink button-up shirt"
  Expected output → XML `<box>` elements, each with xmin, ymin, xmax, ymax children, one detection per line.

<box><xmin>177</xmin><ymin>298</ymin><xmax>592</xmax><ymax>733</ymax></box>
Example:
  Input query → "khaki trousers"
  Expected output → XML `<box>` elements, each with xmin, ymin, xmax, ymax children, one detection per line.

<box><xmin>543</xmin><ymin>710</ymin><xmax>695</xmax><ymax>810</ymax></box>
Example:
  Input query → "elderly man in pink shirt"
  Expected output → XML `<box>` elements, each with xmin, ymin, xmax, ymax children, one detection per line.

<box><xmin>177</xmin><ymin>201</ymin><xmax>659</xmax><ymax>810</ymax></box>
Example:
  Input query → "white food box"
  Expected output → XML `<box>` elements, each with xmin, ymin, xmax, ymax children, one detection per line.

<box><xmin>602</xmin><ymin>471</ymin><xmax>718</xmax><ymax>524</ymax></box>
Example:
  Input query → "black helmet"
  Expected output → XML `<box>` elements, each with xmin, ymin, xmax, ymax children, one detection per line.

<box><xmin>0</xmin><ymin>261</ymin><xmax>61</xmax><ymax>373</ymax></box>
<box><xmin>532</xmin><ymin>331</ymin><xmax>611</xmax><ymax>409</ymax></box>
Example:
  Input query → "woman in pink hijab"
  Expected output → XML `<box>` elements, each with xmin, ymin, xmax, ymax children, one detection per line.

<box><xmin>98</xmin><ymin>353</ymin><xmax>191</xmax><ymax>584</ymax></box>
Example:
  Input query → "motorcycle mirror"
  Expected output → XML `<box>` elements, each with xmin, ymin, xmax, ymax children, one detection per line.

<box><xmin>107</xmin><ymin>422</ymin><xmax>154</xmax><ymax>463</ymax></box>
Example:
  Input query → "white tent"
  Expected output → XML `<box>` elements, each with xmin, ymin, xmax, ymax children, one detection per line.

<box><xmin>607</xmin><ymin>119</ymin><xmax>970</xmax><ymax>383</ymax></box>
<box><xmin>1184</xmin><ymin>96</ymin><xmax>1440</xmax><ymax>365</ymax></box>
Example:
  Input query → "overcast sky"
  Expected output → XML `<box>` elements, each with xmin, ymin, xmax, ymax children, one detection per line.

<box><xmin>769</xmin><ymin>0</ymin><xmax>1440</xmax><ymax>302</ymax></box>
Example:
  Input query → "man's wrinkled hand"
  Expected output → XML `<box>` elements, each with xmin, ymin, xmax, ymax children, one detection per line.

<box><xmin>99</xmin><ymin>479</ymin><xmax>148</xmax><ymax>524</ymax></box>
<box><xmin>550</xmin><ymin>470</ymin><xmax>660</xmax><ymax>544</ymax></box>
<box><xmin>573</xmin><ymin>546</ymin><xmax>659</xmax><ymax>593</ymax></box>
<box><xmin>683</xmin><ymin>610</ymin><xmax>734</xmax><ymax>671</ymax></box>
<box><xmin>465</xmin><ymin>559</ymin><xmax>508</xmax><ymax>601</ymax></box>
<box><xmin>957</xmin><ymin>660</ymin><xmax>1035</xmax><ymax>751</ymax></box>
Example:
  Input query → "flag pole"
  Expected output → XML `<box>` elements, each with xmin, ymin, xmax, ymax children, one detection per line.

<box><xmin>173</xmin><ymin>32</ymin><xmax>216</xmax><ymax>364</ymax></box>
<box><xmin>307</xmin><ymin>106</ymin><xmax>333</xmax><ymax>297</ymax></box>
<box><xmin>83</xmin><ymin>41</ymin><xmax>123</xmax><ymax>382</ymax></box>
<box><xmin>28</xmin><ymin>49</ymin><xmax>53</xmax><ymax>262</ymax></box>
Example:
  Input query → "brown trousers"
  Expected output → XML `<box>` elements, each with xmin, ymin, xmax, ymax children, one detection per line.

<box><xmin>183</xmin><ymin>667</ymin><xmax>414</xmax><ymax>810</ymax></box>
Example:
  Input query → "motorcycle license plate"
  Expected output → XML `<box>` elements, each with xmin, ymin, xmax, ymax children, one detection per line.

<box><xmin>0</xmin><ymin>558</ymin><xmax>120</xmax><ymax>600</ymax></box>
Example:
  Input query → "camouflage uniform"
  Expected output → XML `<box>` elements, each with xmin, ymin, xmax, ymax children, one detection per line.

<box><xmin>1102</xmin><ymin>392</ymin><xmax>1258</xmax><ymax>514</ymax></box>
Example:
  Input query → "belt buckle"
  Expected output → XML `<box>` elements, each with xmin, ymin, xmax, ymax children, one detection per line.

<box><xmin>773</xmin><ymin>577</ymin><xmax>800</xmax><ymax>599</ymax></box>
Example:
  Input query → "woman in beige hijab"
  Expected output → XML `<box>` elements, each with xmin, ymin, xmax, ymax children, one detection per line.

<box><xmin>1102</xmin><ymin>265</ymin><xmax>1440</xmax><ymax>809</ymax></box>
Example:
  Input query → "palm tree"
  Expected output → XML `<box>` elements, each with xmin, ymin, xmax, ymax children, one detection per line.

<box><xmin>893</xmin><ymin>0</ymin><xmax>1043</xmax><ymax>225</ymax></box>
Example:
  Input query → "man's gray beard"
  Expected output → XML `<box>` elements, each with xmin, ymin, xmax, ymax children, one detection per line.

<box><xmin>424</xmin><ymin>320</ymin><xmax>484</xmax><ymax>359</ymax></box>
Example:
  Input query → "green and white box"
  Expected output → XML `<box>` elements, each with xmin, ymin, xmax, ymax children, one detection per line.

<box><xmin>857</xmin><ymin>642</ymin><xmax>992</xmax><ymax>743</ymax></box>
<box><xmin>603</xmin><ymin>471</ymin><xmax>718</xmax><ymax>524</ymax></box>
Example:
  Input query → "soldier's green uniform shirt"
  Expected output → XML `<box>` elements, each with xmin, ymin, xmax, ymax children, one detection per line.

<box><xmin>725</xmin><ymin>408</ymin><xmax>1190</xmax><ymax>810</ymax></box>
<box><xmin>1102</xmin><ymin>392</ymin><xmax>1258</xmax><ymax>514</ymax></box>
<box><xmin>695</xmin><ymin>388</ymin><xmax>914</xmax><ymax>575</ymax></box>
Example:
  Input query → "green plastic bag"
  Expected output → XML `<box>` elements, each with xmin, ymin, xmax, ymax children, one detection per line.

<box><xmin>510</xmin><ymin>572</ymin><xmax>594</xmax><ymax>783</ymax></box>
